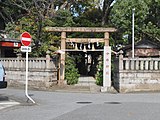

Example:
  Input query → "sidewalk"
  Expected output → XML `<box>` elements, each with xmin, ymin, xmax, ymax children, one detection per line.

<box><xmin>49</xmin><ymin>76</ymin><xmax>101</xmax><ymax>92</ymax></box>
<box><xmin>45</xmin><ymin>76</ymin><xmax>117</xmax><ymax>93</ymax></box>
<box><xmin>8</xmin><ymin>76</ymin><xmax>117</xmax><ymax>93</ymax></box>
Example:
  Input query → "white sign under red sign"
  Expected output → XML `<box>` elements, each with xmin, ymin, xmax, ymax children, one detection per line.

<box><xmin>21</xmin><ymin>46</ymin><xmax>31</xmax><ymax>52</ymax></box>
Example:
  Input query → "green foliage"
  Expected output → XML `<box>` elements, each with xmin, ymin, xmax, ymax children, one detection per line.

<box><xmin>95</xmin><ymin>59</ymin><xmax>103</xmax><ymax>86</ymax></box>
<box><xmin>2</xmin><ymin>0</ymin><xmax>160</xmax><ymax>58</ymax></box>
<box><xmin>5</xmin><ymin>15</ymin><xmax>55</xmax><ymax>57</ymax></box>
<box><xmin>53</xmin><ymin>9</ymin><xmax>76</xmax><ymax>27</ymax></box>
<box><xmin>2</xmin><ymin>0</ymin><xmax>116</xmax><ymax>57</ymax></box>
<box><xmin>74</xmin><ymin>8</ymin><xmax>102</xmax><ymax>27</ymax></box>
<box><xmin>5</xmin><ymin>22</ymin><xmax>19</xmax><ymax>39</ymax></box>
<box><xmin>4</xmin><ymin>9</ymin><xmax>75</xmax><ymax>57</ymax></box>
<box><xmin>0</xmin><ymin>0</ymin><xmax>32</xmax><ymax>23</ymax></box>
<box><xmin>65</xmin><ymin>55</ymin><xmax>80</xmax><ymax>85</ymax></box>
<box><xmin>110</xmin><ymin>0</ymin><xmax>160</xmax><ymax>43</ymax></box>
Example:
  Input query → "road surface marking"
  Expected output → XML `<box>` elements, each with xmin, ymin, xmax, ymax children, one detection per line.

<box><xmin>0</xmin><ymin>100</ymin><xmax>20</xmax><ymax>110</ymax></box>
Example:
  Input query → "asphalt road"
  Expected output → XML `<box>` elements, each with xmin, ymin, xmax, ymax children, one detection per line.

<box><xmin>0</xmin><ymin>90</ymin><xmax>20</xmax><ymax>110</ymax></box>
<box><xmin>0</xmin><ymin>88</ymin><xmax>160</xmax><ymax>120</ymax></box>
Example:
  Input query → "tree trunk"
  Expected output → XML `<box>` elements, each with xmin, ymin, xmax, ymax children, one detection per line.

<box><xmin>101</xmin><ymin>0</ymin><xmax>114</xmax><ymax>26</ymax></box>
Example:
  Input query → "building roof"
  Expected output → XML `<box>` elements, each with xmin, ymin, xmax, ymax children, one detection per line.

<box><xmin>121</xmin><ymin>39</ymin><xmax>160</xmax><ymax>51</ymax></box>
<box><xmin>135</xmin><ymin>39</ymin><xmax>160</xmax><ymax>49</ymax></box>
<box><xmin>0</xmin><ymin>38</ymin><xmax>20</xmax><ymax>43</ymax></box>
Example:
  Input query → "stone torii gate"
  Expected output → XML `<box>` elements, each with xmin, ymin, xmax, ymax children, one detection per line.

<box><xmin>45</xmin><ymin>27</ymin><xmax>116</xmax><ymax>85</ymax></box>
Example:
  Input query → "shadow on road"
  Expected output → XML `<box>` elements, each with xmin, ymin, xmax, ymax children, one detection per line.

<box><xmin>0</xmin><ymin>95</ymin><xmax>9</xmax><ymax>101</ymax></box>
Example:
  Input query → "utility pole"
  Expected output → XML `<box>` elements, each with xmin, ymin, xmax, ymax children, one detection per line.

<box><xmin>132</xmin><ymin>8</ymin><xmax>135</xmax><ymax>58</ymax></box>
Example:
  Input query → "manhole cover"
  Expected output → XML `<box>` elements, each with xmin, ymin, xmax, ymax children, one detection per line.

<box><xmin>104</xmin><ymin>102</ymin><xmax>121</xmax><ymax>104</ymax></box>
<box><xmin>76</xmin><ymin>102</ymin><xmax>92</xmax><ymax>104</ymax></box>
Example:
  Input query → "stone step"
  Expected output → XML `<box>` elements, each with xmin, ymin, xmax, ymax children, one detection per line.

<box><xmin>77</xmin><ymin>76</ymin><xmax>96</xmax><ymax>86</ymax></box>
<box><xmin>78</xmin><ymin>80</ymin><xmax>96</xmax><ymax>84</ymax></box>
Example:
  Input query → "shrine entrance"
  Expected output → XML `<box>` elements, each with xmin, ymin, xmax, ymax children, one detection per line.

<box><xmin>45</xmin><ymin>27</ymin><xmax>116</xmax><ymax>85</ymax></box>
<box><xmin>70</xmin><ymin>51</ymin><xmax>101</xmax><ymax>76</ymax></box>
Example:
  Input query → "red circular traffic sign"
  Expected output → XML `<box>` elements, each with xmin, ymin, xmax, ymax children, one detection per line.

<box><xmin>21</xmin><ymin>32</ymin><xmax>32</xmax><ymax>46</ymax></box>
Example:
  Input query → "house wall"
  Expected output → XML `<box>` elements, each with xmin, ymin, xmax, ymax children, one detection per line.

<box><xmin>126</xmin><ymin>48</ymin><xmax>160</xmax><ymax>57</ymax></box>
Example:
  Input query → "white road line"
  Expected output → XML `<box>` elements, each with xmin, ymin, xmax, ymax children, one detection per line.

<box><xmin>0</xmin><ymin>100</ymin><xmax>20</xmax><ymax>110</ymax></box>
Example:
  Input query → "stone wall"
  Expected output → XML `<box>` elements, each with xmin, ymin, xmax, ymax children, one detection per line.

<box><xmin>114</xmin><ymin>70</ymin><xmax>160</xmax><ymax>93</ymax></box>
<box><xmin>113</xmin><ymin>51</ymin><xmax>160</xmax><ymax>93</ymax></box>
<box><xmin>0</xmin><ymin>53</ymin><xmax>58</xmax><ymax>89</ymax></box>
<box><xmin>6</xmin><ymin>68</ymin><xmax>57</xmax><ymax>89</ymax></box>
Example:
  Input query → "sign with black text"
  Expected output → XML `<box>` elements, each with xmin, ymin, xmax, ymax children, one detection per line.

<box><xmin>21</xmin><ymin>46</ymin><xmax>31</xmax><ymax>52</ymax></box>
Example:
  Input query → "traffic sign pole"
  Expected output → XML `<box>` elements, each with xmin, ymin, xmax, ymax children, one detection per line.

<box><xmin>21</xmin><ymin>32</ymin><xmax>35</xmax><ymax>103</ymax></box>
<box><xmin>25</xmin><ymin>51</ymin><xmax>35</xmax><ymax>103</ymax></box>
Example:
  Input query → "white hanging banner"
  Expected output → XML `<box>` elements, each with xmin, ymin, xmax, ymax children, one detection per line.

<box><xmin>103</xmin><ymin>46</ymin><xmax>111</xmax><ymax>87</ymax></box>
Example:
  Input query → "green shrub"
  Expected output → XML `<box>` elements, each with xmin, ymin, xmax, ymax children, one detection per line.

<box><xmin>95</xmin><ymin>60</ymin><xmax>103</xmax><ymax>86</ymax></box>
<box><xmin>65</xmin><ymin>55</ymin><xmax>80</xmax><ymax>85</ymax></box>
<box><xmin>95</xmin><ymin>56</ymin><xmax>115</xmax><ymax>86</ymax></box>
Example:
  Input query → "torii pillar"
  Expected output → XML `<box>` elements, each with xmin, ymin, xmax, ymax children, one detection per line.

<box><xmin>104</xmin><ymin>32</ymin><xmax>109</xmax><ymax>46</ymax></box>
<box><xmin>59</xmin><ymin>32</ymin><xmax>66</xmax><ymax>85</ymax></box>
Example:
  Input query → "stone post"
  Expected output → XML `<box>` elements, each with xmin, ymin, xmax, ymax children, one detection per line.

<box><xmin>150</xmin><ymin>61</ymin><xmax>154</xmax><ymax>70</ymax></box>
<box><xmin>136</xmin><ymin>60</ymin><xmax>139</xmax><ymax>70</ymax></box>
<box><xmin>101</xmin><ymin>32</ymin><xmax>110</xmax><ymax>92</ymax></box>
<box><xmin>118</xmin><ymin>50</ymin><xmax>124</xmax><ymax>92</ymax></box>
<box><xmin>46</xmin><ymin>50</ymin><xmax>50</xmax><ymax>69</ymax></box>
<box><xmin>59</xmin><ymin>32</ymin><xmax>66</xmax><ymax>85</ymax></box>
<box><xmin>119</xmin><ymin>50</ymin><xmax>124</xmax><ymax>71</ymax></box>
<box><xmin>17</xmin><ymin>53</ymin><xmax>22</xmax><ymax>69</ymax></box>
<box><xmin>17</xmin><ymin>53</ymin><xmax>22</xmax><ymax>59</ymax></box>
<box><xmin>145</xmin><ymin>61</ymin><xmax>149</xmax><ymax>70</ymax></box>
<box><xmin>155</xmin><ymin>61</ymin><xmax>158</xmax><ymax>70</ymax></box>
<box><xmin>140</xmin><ymin>61</ymin><xmax>144</xmax><ymax>70</ymax></box>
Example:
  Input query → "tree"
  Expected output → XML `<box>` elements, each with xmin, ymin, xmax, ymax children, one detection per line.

<box><xmin>101</xmin><ymin>0</ymin><xmax>115</xmax><ymax>25</ymax></box>
<box><xmin>3</xmin><ymin>0</ymin><xmax>77</xmax><ymax>57</ymax></box>
<box><xmin>0</xmin><ymin>0</ymin><xmax>32</xmax><ymax>23</ymax></box>
<box><xmin>65</xmin><ymin>54</ymin><xmax>80</xmax><ymax>85</ymax></box>
<box><xmin>109</xmin><ymin>0</ymin><xmax>160</xmax><ymax>44</ymax></box>
<box><xmin>71</xmin><ymin>0</ymin><xmax>115</xmax><ymax>26</ymax></box>
<box><xmin>142</xmin><ymin>0</ymin><xmax>160</xmax><ymax>41</ymax></box>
